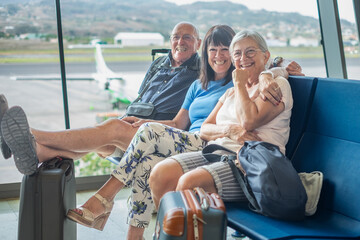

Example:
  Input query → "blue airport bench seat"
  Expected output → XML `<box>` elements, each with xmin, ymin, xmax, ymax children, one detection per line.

<box><xmin>107</xmin><ymin>76</ymin><xmax>360</xmax><ymax>239</ymax></box>
<box><xmin>226</xmin><ymin>77</ymin><xmax>360</xmax><ymax>239</ymax></box>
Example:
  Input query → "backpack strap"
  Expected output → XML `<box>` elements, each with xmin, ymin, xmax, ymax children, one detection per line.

<box><xmin>135</xmin><ymin>53</ymin><xmax>200</xmax><ymax>103</ymax></box>
<box><xmin>226</xmin><ymin>157</ymin><xmax>261</xmax><ymax>212</ymax></box>
<box><xmin>187</xmin><ymin>53</ymin><xmax>201</xmax><ymax>72</ymax></box>
<box><xmin>202</xmin><ymin>144</ymin><xmax>235</xmax><ymax>163</ymax></box>
<box><xmin>134</xmin><ymin>55</ymin><xmax>168</xmax><ymax>103</ymax></box>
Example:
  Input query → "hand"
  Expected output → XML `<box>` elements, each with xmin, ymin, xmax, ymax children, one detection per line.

<box><xmin>131</xmin><ymin>118</ymin><xmax>149</xmax><ymax>128</ymax></box>
<box><xmin>122</xmin><ymin>116</ymin><xmax>140</xmax><ymax>124</ymax></box>
<box><xmin>237</xmin><ymin>130</ymin><xmax>261</xmax><ymax>144</ymax></box>
<box><xmin>232</xmin><ymin>68</ymin><xmax>249</xmax><ymax>86</ymax></box>
<box><xmin>259</xmin><ymin>73</ymin><xmax>282</xmax><ymax>105</ymax></box>
<box><xmin>286</xmin><ymin>61</ymin><xmax>305</xmax><ymax>76</ymax></box>
<box><xmin>227</xmin><ymin>124</ymin><xmax>261</xmax><ymax>143</ymax></box>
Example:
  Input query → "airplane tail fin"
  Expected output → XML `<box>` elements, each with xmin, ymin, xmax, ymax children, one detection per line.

<box><xmin>95</xmin><ymin>44</ymin><xmax>117</xmax><ymax>77</ymax></box>
<box><xmin>93</xmin><ymin>44</ymin><xmax>132</xmax><ymax>109</ymax></box>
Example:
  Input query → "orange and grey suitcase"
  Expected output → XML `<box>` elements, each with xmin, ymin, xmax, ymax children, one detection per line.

<box><xmin>17</xmin><ymin>157</ymin><xmax>76</xmax><ymax>240</ymax></box>
<box><xmin>153</xmin><ymin>187</ymin><xmax>227</xmax><ymax>240</ymax></box>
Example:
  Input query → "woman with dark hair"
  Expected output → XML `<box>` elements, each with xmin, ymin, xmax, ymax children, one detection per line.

<box><xmin>199</xmin><ymin>24</ymin><xmax>235</xmax><ymax>90</ymax></box>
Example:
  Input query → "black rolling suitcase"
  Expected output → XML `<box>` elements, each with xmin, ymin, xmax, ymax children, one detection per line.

<box><xmin>153</xmin><ymin>187</ymin><xmax>227</xmax><ymax>240</ymax></box>
<box><xmin>18</xmin><ymin>157</ymin><xmax>76</xmax><ymax>240</ymax></box>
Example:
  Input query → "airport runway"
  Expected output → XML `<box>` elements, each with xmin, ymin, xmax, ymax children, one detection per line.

<box><xmin>0</xmin><ymin>62</ymin><xmax>149</xmax><ymax>183</ymax></box>
<box><xmin>0</xmin><ymin>61</ymin><xmax>152</xmax><ymax>76</ymax></box>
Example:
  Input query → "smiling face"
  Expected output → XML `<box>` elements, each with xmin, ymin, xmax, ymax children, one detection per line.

<box><xmin>207</xmin><ymin>43</ymin><xmax>232</xmax><ymax>80</ymax></box>
<box><xmin>170</xmin><ymin>23</ymin><xmax>201</xmax><ymax>67</ymax></box>
<box><xmin>232</xmin><ymin>37</ymin><xmax>270</xmax><ymax>84</ymax></box>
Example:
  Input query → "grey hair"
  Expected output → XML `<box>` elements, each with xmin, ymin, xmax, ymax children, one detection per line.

<box><xmin>229</xmin><ymin>30</ymin><xmax>268</xmax><ymax>55</ymax></box>
<box><xmin>172</xmin><ymin>21</ymin><xmax>200</xmax><ymax>39</ymax></box>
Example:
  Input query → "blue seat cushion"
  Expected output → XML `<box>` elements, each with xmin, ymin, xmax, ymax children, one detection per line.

<box><xmin>306</xmin><ymin>77</ymin><xmax>360</xmax><ymax>143</ymax></box>
<box><xmin>292</xmin><ymin>133</ymin><xmax>360</xmax><ymax>221</ymax></box>
<box><xmin>226</xmin><ymin>202</ymin><xmax>360</xmax><ymax>239</ymax></box>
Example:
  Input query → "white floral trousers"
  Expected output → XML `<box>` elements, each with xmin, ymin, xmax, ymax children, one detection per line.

<box><xmin>111</xmin><ymin>122</ymin><xmax>206</xmax><ymax>228</ymax></box>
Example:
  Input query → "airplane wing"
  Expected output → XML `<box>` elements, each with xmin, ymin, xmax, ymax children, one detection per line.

<box><xmin>12</xmin><ymin>75</ymin><xmax>94</xmax><ymax>81</ymax></box>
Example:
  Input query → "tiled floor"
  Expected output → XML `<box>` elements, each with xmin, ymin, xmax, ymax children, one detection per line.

<box><xmin>0</xmin><ymin>188</ymin><xmax>248</xmax><ymax>240</ymax></box>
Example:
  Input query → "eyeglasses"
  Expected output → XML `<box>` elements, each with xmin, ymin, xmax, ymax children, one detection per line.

<box><xmin>232</xmin><ymin>48</ymin><xmax>263</xmax><ymax>60</ymax></box>
<box><xmin>170</xmin><ymin>34</ymin><xmax>196</xmax><ymax>42</ymax></box>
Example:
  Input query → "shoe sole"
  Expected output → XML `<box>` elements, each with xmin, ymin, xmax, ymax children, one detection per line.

<box><xmin>67</xmin><ymin>209</ymin><xmax>94</xmax><ymax>228</ymax></box>
<box><xmin>1</xmin><ymin>106</ymin><xmax>38</xmax><ymax>175</ymax></box>
<box><xmin>67</xmin><ymin>209</ymin><xmax>109</xmax><ymax>231</ymax></box>
<box><xmin>0</xmin><ymin>94</ymin><xmax>12</xmax><ymax>159</ymax></box>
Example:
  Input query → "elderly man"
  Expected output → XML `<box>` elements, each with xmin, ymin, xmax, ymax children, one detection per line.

<box><xmin>128</xmin><ymin>22</ymin><xmax>201</xmax><ymax>120</ymax></box>
<box><xmin>0</xmin><ymin>22</ymin><xmax>202</xmax><ymax>163</ymax></box>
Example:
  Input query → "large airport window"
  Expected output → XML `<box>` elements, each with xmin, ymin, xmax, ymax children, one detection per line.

<box><xmin>0</xmin><ymin>0</ymin><xmax>355</xmax><ymax>186</ymax></box>
<box><xmin>0</xmin><ymin>38</ymin><xmax>71</xmax><ymax>183</ymax></box>
<box><xmin>338</xmin><ymin>0</ymin><xmax>360</xmax><ymax>79</ymax></box>
<box><xmin>66</xmin><ymin>47</ymin><xmax>155</xmax><ymax>178</ymax></box>
<box><xmin>228</xmin><ymin>0</ymin><xmax>325</xmax><ymax>78</ymax></box>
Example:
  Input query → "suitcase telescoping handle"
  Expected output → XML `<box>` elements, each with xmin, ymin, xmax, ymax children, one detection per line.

<box><xmin>56</xmin><ymin>157</ymin><xmax>74</xmax><ymax>182</ymax></box>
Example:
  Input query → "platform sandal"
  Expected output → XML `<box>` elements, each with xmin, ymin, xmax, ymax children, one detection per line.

<box><xmin>67</xmin><ymin>193</ymin><xmax>114</xmax><ymax>231</ymax></box>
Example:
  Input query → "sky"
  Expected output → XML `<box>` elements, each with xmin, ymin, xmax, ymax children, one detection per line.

<box><xmin>164</xmin><ymin>0</ymin><xmax>356</xmax><ymax>23</ymax></box>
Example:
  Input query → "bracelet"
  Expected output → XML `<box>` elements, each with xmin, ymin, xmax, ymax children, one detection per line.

<box><xmin>260</xmin><ymin>70</ymin><xmax>274</xmax><ymax>79</ymax></box>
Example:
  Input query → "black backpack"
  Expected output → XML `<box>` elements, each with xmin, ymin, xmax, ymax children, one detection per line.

<box><xmin>203</xmin><ymin>141</ymin><xmax>307</xmax><ymax>221</ymax></box>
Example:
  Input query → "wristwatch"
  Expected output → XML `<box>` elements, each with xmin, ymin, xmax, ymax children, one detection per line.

<box><xmin>273</xmin><ymin>56</ymin><xmax>283</xmax><ymax>67</ymax></box>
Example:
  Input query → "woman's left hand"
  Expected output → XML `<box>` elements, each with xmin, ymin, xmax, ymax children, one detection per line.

<box><xmin>286</xmin><ymin>61</ymin><xmax>305</xmax><ymax>76</ymax></box>
<box><xmin>259</xmin><ymin>75</ymin><xmax>282</xmax><ymax>105</ymax></box>
<box><xmin>227</xmin><ymin>124</ymin><xmax>261</xmax><ymax>143</ymax></box>
<box><xmin>237</xmin><ymin>130</ymin><xmax>261</xmax><ymax>144</ymax></box>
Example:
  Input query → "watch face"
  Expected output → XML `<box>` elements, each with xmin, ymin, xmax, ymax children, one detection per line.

<box><xmin>274</xmin><ymin>56</ymin><xmax>283</xmax><ymax>67</ymax></box>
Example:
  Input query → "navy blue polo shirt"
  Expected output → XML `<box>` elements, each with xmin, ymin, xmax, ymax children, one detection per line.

<box><xmin>140</xmin><ymin>53</ymin><xmax>200</xmax><ymax>114</ymax></box>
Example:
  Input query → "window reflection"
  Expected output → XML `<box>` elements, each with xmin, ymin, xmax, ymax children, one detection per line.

<box><xmin>338</xmin><ymin>0</ymin><xmax>360</xmax><ymax>79</ymax></box>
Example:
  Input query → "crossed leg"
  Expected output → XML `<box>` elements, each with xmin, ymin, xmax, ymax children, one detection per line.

<box><xmin>31</xmin><ymin>118</ymin><xmax>139</xmax><ymax>162</ymax></box>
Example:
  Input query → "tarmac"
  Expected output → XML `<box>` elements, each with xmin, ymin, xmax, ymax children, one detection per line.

<box><xmin>0</xmin><ymin>69</ymin><xmax>145</xmax><ymax>184</ymax></box>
